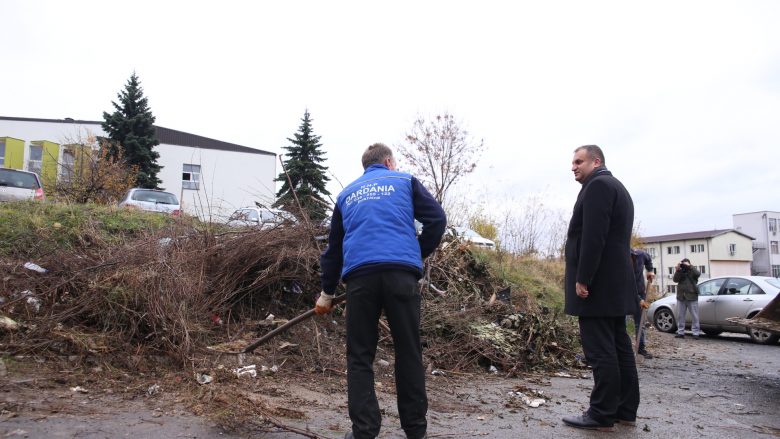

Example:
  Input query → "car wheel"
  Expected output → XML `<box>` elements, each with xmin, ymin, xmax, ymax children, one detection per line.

<box><xmin>653</xmin><ymin>307</ymin><xmax>676</xmax><ymax>333</ymax></box>
<box><xmin>702</xmin><ymin>329</ymin><xmax>722</xmax><ymax>337</ymax></box>
<box><xmin>748</xmin><ymin>327</ymin><xmax>780</xmax><ymax>345</ymax></box>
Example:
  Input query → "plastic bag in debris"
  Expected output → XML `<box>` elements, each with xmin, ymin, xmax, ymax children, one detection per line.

<box><xmin>195</xmin><ymin>372</ymin><xmax>213</xmax><ymax>385</ymax></box>
<box><xmin>234</xmin><ymin>365</ymin><xmax>257</xmax><ymax>378</ymax></box>
<box><xmin>23</xmin><ymin>262</ymin><xmax>48</xmax><ymax>273</ymax></box>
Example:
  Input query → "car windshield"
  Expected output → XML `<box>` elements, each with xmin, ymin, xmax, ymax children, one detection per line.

<box><xmin>454</xmin><ymin>227</ymin><xmax>481</xmax><ymax>238</ymax></box>
<box><xmin>131</xmin><ymin>190</ymin><xmax>178</xmax><ymax>205</ymax></box>
<box><xmin>0</xmin><ymin>169</ymin><xmax>39</xmax><ymax>189</ymax></box>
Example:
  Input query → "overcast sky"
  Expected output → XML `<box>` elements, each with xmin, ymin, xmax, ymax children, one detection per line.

<box><xmin>2</xmin><ymin>0</ymin><xmax>779</xmax><ymax>236</ymax></box>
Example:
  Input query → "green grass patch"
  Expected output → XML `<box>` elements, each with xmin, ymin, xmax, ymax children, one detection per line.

<box><xmin>0</xmin><ymin>201</ymin><xmax>174</xmax><ymax>259</ymax></box>
<box><xmin>480</xmin><ymin>250</ymin><xmax>566</xmax><ymax>311</ymax></box>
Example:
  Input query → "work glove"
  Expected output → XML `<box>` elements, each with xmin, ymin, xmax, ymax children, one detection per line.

<box><xmin>315</xmin><ymin>292</ymin><xmax>335</xmax><ymax>315</ymax></box>
<box><xmin>639</xmin><ymin>299</ymin><xmax>649</xmax><ymax>310</ymax></box>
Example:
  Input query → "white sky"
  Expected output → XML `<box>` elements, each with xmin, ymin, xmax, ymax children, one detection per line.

<box><xmin>2</xmin><ymin>0</ymin><xmax>779</xmax><ymax>236</ymax></box>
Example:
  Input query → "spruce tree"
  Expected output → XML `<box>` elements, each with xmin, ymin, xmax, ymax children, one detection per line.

<box><xmin>274</xmin><ymin>110</ymin><xmax>331</xmax><ymax>221</ymax></box>
<box><xmin>102</xmin><ymin>73</ymin><xmax>162</xmax><ymax>189</ymax></box>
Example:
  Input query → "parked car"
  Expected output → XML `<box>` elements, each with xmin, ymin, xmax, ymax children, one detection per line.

<box><xmin>648</xmin><ymin>275</ymin><xmax>780</xmax><ymax>344</ymax></box>
<box><xmin>0</xmin><ymin>168</ymin><xmax>45</xmax><ymax>202</ymax></box>
<box><xmin>118</xmin><ymin>188</ymin><xmax>181</xmax><ymax>216</ymax></box>
<box><xmin>226</xmin><ymin>207</ymin><xmax>297</xmax><ymax>229</ymax></box>
<box><xmin>448</xmin><ymin>226</ymin><xmax>496</xmax><ymax>250</ymax></box>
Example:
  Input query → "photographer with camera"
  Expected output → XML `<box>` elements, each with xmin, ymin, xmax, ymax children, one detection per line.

<box><xmin>672</xmin><ymin>258</ymin><xmax>701</xmax><ymax>339</ymax></box>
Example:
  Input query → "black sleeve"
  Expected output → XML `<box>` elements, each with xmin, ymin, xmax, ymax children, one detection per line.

<box><xmin>576</xmin><ymin>179</ymin><xmax>614</xmax><ymax>285</ymax></box>
<box><xmin>319</xmin><ymin>205</ymin><xmax>345</xmax><ymax>294</ymax></box>
<box><xmin>643</xmin><ymin>253</ymin><xmax>654</xmax><ymax>273</ymax></box>
<box><xmin>411</xmin><ymin>177</ymin><xmax>447</xmax><ymax>259</ymax></box>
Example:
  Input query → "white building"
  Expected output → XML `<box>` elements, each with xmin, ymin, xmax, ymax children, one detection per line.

<box><xmin>642</xmin><ymin>229</ymin><xmax>754</xmax><ymax>294</ymax></box>
<box><xmin>733</xmin><ymin>211</ymin><xmax>780</xmax><ymax>278</ymax></box>
<box><xmin>0</xmin><ymin>116</ymin><xmax>276</xmax><ymax>220</ymax></box>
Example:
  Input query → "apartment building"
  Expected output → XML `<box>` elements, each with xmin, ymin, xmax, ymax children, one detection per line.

<box><xmin>642</xmin><ymin>229</ymin><xmax>754</xmax><ymax>294</ymax></box>
<box><xmin>733</xmin><ymin>211</ymin><xmax>780</xmax><ymax>277</ymax></box>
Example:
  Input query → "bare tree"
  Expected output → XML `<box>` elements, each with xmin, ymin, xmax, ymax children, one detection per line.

<box><xmin>396</xmin><ymin>113</ymin><xmax>484</xmax><ymax>206</ymax></box>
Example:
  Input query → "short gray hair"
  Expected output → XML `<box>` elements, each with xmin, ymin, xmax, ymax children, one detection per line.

<box><xmin>574</xmin><ymin>144</ymin><xmax>606</xmax><ymax>165</ymax></box>
<box><xmin>362</xmin><ymin>143</ymin><xmax>394</xmax><ymax>169</ymax></box>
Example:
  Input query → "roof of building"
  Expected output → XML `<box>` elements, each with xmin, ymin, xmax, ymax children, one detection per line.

<box><xmin>642</xmin><ymin>229</ymin><xmax>755</xmax><ymax>243</ymax></box>
<box><xmin>0</xmin><ymin>116</ymin><xmax>274</xmax><ymax>156</ymax></box>
<box><xmin>733</xmin><ymin>211</ymin><xmax>780</xmax><ymax>216</ymax></box>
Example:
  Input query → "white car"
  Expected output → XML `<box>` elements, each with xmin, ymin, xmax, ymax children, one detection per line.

<box><xmin>0</xmin><ymin>168</ymin><xmax>45</xmax><ymax>202</ymax></box>
<box><xmin>226</xmin><ymin>207</ymin><xmax>297</xmax><ymax>229</ymax></box>
<box><xmin>118</xmin><ymin>188</ymin><xmax>181</xmax><ymax>216</ymax></box>
<box><xmin>448</xmin><ymin>226</ymin><xmax>496</xmax><ymax>250</ymax></box>
<box><xmin>648</xmin><ymin>275</ymin><xmax>780</xmax><ymax>344</ymax></box>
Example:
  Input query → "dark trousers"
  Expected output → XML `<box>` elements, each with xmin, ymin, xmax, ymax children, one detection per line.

<box><xmin>346</xmin><ymin>270</ymin><xmax>427</xmax><ymax>439</ymax></box>
<box><xmin>579</xmin><ymin>316</ymin><xmax>640</xmax><ymax>423</ymax></box>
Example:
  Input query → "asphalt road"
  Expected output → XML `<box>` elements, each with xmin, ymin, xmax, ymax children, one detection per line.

<box><xmin>2</xmin><ymin>330</ymin><xmax>778</xmax><ymax>438</ymax></box>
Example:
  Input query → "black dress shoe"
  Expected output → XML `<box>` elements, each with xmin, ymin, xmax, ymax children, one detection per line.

<box><xmin>562</xmin><ymin>413</ymin><xmax>615</xmax><ymax>431</ymax></box>
<box><xmin>616</xmin><ymin>418</ymin><xmax>636</xmax><ymax>426</ymax></box>
<box><xmin>675</xmin><ymin>334</ymin><xmax>684</xmax><ymax>338</ymax></box>
<box><xmin>637</xmin><ymin>349</ymin><xmax>653</xmax><ymax>359</ymax></box>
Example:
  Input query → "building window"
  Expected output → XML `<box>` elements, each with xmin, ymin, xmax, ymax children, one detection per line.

<box><xmin>690</xmin><ymin>244</ymin><xmax>704</xmax><ymax>253</ymax></box>
<box><xmin>773</xmin><ymin>265</ymin><xmax>780</xmax><ymax>278</ymax></box>
<box><xmin>770</xmin><ymin>218</ymin><xmax>778</xmax><ymax>233</ymax></box>
<box><xmin>666</xmin><ymin>285</ymin><xmax>677</xmax><ymax>294</ymax></box>
<box><xmin>699</xmin><ymin>265</ymin><xmax>706</xmax><ymax>274</ymax></box>
<box><xmin>667</xmin><ymin>245</ymin><xmax>680</xmax><ymax>255</ymax></box>
<box><xmin>668</xmin><ymin>266</ymin><xmax>675</xmax><ymax>275</ymax></box>
<box><xmin>645</xmin><ymin>247</ymin><xmax>656</xmax><ymax>258</ymax></box>
<box><xmin>182</xmin><ymin>164</ymin><xmax>201</xmax><ymax>190</ymax></box>
<box><xmin>60</xmin><ymin>148</ymin><xmax>76</xmax><ymax>183</ymax></box>
<box><xmin>771</xmin><ymin>241</ymin><xmax>779</xmax><ymax>255</ymax></box>
<box><xmin>728</xmin><ymin>243</ymin><xmax>736</xmax><ymax>256</ymax></box>
<box><xmin>0</xmin><ymin>140</ymin><xmax>5</xmax><ymax>167</ymax></box>
<box><xmin>28</xmin><ymin>143</ymin><xmax>43</xmax><ymax>175</ymax></box>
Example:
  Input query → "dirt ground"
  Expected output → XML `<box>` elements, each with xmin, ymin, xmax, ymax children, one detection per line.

<box><xmin>2</xmin><ymin>329</ymin><xmax>779</xmax><ymax>439</ymax></box>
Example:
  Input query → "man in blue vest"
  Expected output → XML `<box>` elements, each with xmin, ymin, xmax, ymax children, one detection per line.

<box><xmin>316</xmin><ymin>143</ymin><xmax>447</xmax><ymax>439</ymax></box>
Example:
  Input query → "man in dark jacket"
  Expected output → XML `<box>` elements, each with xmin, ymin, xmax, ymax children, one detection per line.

<box><xmin>630</xmin><ymin>248</ymin><xmax>655</xmax><ymax>358</ymax></box>
<box><xmin>316</xmin><ymin>143</ymin><xmax>446</xmax><ymax>439</ymax></box>
<box><xmin>562</xmin><ymin>145</ymin><xmax>639</xmax><ymax>432</ymax></box>
<box><xmin>673</xmin><ymin>258</ymin><xmax>701</xmax><ymax>339</ymax></box>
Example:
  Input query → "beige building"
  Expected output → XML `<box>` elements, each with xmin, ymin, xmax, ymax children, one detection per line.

<box><xmin>641</xmin><ymin>229</ymin><xmax>754</xmax><ymax>294</ymax></box>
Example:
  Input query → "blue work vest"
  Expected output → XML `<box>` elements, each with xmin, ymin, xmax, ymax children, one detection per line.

<box><xmin>336</xmin><ymin>164</ymin><xmax>422</xmax><ymax>278</ymax></box>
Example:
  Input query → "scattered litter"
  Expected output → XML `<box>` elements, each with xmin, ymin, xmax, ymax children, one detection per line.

<box><xmin>70</xmin><ymin>386</ymin><xmax>88</xmax><ymax>393</ymax></box>
<box><xmin>210</xmin><ymin>314</ymin><xmax>223</xmax><ymax>325</ymax></box>
<box><xmin>377</xmin><ymin>359</ymin><xmax>390</xmax><ymax>367</ymax></box>
<box><xmin>431</xmin><ymin>369</ymin><xmax>447</xmax><ymax>376</ymax></box>
<box><xmin>158</xmin><ymin>237</ymin><xmax>172</xmax><ymax>246</ymax></box>
<box><xmin>488</xmin><ymin>365</ymin><xmax>498</xmax><ymax>374</ymax></box>
<box><xmin>555</xmin><ymin>371</ymin><xmax>573</xmax><ymax>378</ymax></box>
<box><xmin>278</xmin><ymin>341</ymin><xmax>298</xmax><ymax>350</ymax></box>
<box><xmin>477</xmin><ymin>415</ymin><xmax>486</xmax><ymax>421</ymax></box>
<box><xmin>234</xmin><ymin>365</ymin><xmax>257</xmax><ymax>378</ymax></box>
<box><xmin>147</xmin><ymin>384</ymin><xmax>162</xmax><ymax>396</ymax></box>
<box><xmin>195</xmin><ymin>372</ymin><xmax>213</xmax><ymax>385</ymax></box>
<box><xmin>265</xmin><ymin>313</ymin><xmax>275</xmax><ymax>321</ymax></box>
<box><xmin>18</xmin><ymin>290</ymin><xmax>41</xmax><ymax>312</ymax></box>
<box><xmin>508</xmin><ymin>391</ymin><xmax>546</xmax><ymax>408</ymax></box>
<box><xmin>0</xmin><ymin>316</ymin><xmax>19</xmax><ymax>331</ymax></box>
<box><xmin>4</xmin><ymin>429</ymin><xmax>28</xmax><ymax>437</ymax></box>
<box><xmin>23</xmin><ymin>262</ymin><xmax>48</xmax><ymax>273</ymax></box>
<box><xmin>258</xmin><ymin>364</ymin><xmax>280</xmax><ymax>376</ymax></box>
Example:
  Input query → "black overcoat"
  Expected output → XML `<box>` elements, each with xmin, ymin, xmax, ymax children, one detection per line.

<box><xmin>564</xmin><ymin>168</ymin><xmax>637</xmax><ymax>317</ymax></box>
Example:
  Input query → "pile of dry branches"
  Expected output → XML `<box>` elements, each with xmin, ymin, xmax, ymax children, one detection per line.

<box><xmin>0</xmin><ymin>221</ymin><xmax>579</xmax><ymax>374</ymax></box>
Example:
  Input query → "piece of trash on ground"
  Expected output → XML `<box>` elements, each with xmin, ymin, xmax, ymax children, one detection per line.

<box><xmin>234</xmin><ymin>365</ymin><xmax>257</xmax><ymax>378</ymax></box>
<box><xmin>278</xmin><ymin>341</ymin><xmax>298</xmax><ymax>350</ymax></box>
<box><xmin>195</xmin><ymin>372</ymin><xmax>213</xmax><ymax>385</ymax></box>
<box><xmin>377</xmin><ymin>359</ymin><xmax>390</xmax><ymax>367</ymax></box>
<box><xmin>147</xmin><ymin>384</ymin><xmax>161</xmax><ymax>396</ymax></box>
<box><xmin>555</xmin><ymin>371</ymin><xmax>573</xmax><ymax>378</ymax></box>
<box><xmin>0</xmin><ymin>316</ymin><xmax>19</xmax><ymax>331</ymax></box>
<box><xmin>488</xmin><ymin>365</ymin><xmax>498</xmax><ymax>374</ymax></box>
<box><xmin>70</xmin><ymin>386</ymin><xmax>88</xmax><ymax>393</ymax></box>
<box><xmin>431</xmin><ymin>369</ymin><xmax>447</xmax><ymax>376</ymax></box>
<box><xmin>23</xmin><ymin>262</ymin><xmax>48</xmax><ymax>273</ymax></box>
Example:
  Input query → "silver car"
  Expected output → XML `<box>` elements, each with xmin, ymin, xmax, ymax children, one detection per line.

<box><xmin>118</xmin><ymin>188</ymin><xmax>181</xmax><ymax>216</ymax></box>
<box><xmin>648</xmin><ymin>275</ymin><xmax>780</xmax><ymax>344</ymax></box>
<box><xmin>0</xmin><ymin>168</ymin><xmax>45</xmax><ymax>202</ymax></box>
<box><xmin>226</xmin><ymin>207</ymin><xmax>297</xmax><ymax>229</ymax></box>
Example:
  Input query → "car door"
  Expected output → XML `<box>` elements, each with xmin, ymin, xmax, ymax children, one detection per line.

<box><xmin>715</xmin><ymin>278</ymin><xmax>755</xmax><ymax>327</ymax></box>
<box><xmin>697</xmin><ymin>278</ymin><xmax>725</xmax><ymax>325</ymax></box>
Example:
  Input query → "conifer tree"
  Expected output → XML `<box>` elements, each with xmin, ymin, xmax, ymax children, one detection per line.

<box><xmin>274</xmin><ymin>110</ymin><xmax>330</xmax><ymax>220</ymax></box>
<box><xmin>102</xmin><ymin>73</ymin><xmax>162</xmax><ymax>189</ymax></box>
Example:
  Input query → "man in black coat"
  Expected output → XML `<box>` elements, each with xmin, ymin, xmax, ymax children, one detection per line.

<box><xmin>562</xmin><ymin>145</ymin><xmax>640</xmax><ymax>432</ymax></box>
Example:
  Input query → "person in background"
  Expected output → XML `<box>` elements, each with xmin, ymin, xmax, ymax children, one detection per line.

<box><xmin>673</xmin><ymin>258</ymin><xmax>701</xmax><ymax>339</ymax></box>
<box><xmin>316</xmin><ymin>143</ymin><xmax>446</xmax><ymax>439</ymax></box>
<box><xmin>630</xmin><ymin>248</ymin><xmax>655</xmax><ymax>358</ymax></box>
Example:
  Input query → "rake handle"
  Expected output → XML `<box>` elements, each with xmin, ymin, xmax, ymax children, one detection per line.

<box><xmin>242</xmin><ymin>293</ymin><xmax>346</xmax><ymax>353</ymax></box>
